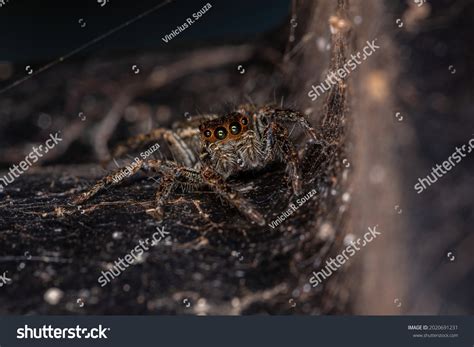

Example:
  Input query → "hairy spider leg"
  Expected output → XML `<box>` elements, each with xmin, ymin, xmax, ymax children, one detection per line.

<box><xmin>72</xmin><ymin>159</ymin><xmax>187</xmax><ymax>205</ymax></box>
<box><xmin>73</xmin><ymin>157</ymin><xmax>264</xmax><ymax>225</ymax></box>
<box><xmin>112</xmin><ymin>128</ymin><xmax>197</xmax><ymax>167</ymax></box>
<box><xmin>200</xmin><ymin>166</ymin><xmax>266</xmax><ymax>226</ymax></box>
<box><xmin>260</xmin><ymin>106</ymin><xmax>320</xmax><ymax>141</ymax></box>
<box><xmin>263</xmin><ymin>122</ymin><xmax>303</xmax><ymax>196</ymax></box>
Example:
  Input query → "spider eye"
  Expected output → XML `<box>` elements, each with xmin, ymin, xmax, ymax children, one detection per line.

<box><xmin>204</xmin><ymin>129</ymin><xmax>212</xmax><ymax>137</ymax></box>
<box><xmin>229</xmin><ymin>122</ymin><xmax>242</xmax><ymax>135</ymax></box>
<box><xmin>215</xmin><ymin>127</ymin><xmax>228</xmax><ymax>140</ymax></box>
<box><xmin>241</xmin><ymin>117</ymin><xmax>249</xmax><ymax>125</ymax></box>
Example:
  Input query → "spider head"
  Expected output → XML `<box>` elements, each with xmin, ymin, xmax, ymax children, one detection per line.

<box><xmin>199</xmin><ymin>112</ymin><xmax>250</xmax><ymax>144</ymax></box>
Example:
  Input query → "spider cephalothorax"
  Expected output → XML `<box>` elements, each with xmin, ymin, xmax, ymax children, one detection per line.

<box><xmin>199</xmin><ymin>111</ymin><xmax>263</xmax><ymax>177</ymax></box>
<box><xmin>73</xmin><ymin>105</ymin><xmax>320</xmax><ymax>226</ymax></box>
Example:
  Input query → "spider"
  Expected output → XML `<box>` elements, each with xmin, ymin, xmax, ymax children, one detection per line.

<box><xmin>72</xmin><ymin>104</ymin><xmax>320</xmax><ymax>226</ymax></box>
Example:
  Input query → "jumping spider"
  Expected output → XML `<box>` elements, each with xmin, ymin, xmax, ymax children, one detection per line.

<box><xmin>73</xmin><ymin>105</ymin><xmax>320</xmax><ymax>226</ymax></box>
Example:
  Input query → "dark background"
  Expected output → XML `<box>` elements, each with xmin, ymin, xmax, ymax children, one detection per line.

<box><xmin>0</xmin><ymin>0</ymin><xmax>289</xmax><ymax>62</ymax></box>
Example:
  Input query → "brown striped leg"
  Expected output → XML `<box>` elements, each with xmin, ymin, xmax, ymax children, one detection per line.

<box><xmin>111</xmin><ymin>128</ymin><xmax>197</xmax><ymax>167</ymax></box>
<box><xmin>259</xmin><ymin>106</ymin><xmax>327</xmax><ymax>144</ymax></box>
<box><xmin>146</xmin><ymin>164</ymin><xmax>203</xmax><ymax>220</ymax></box>
<box><xmin>72</xmin><ymin>159</ymin><xmax>147</xmax><ymax>204</ymax></box>
<box><xmin>200</xmin><ymin>166</ymin><xmax>266</xmax><ymax>226</ymax></box>
<box><xmin>72</xmin><ymin>159</ymin><xmax>189</xmax><ymax>205</ymax></box>
<box><xmin>264</xmin><ymin>122</ymin><xmax>303</xmax><ymax>196</ymax></box>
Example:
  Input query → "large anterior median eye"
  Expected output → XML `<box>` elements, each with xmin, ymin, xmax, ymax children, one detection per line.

<box><xmin>215</xmin><ymin>127</ymin><xmax>228</xmax><ymax>140</ymax></box>
<box><xmin>204</xmin><ymin>129</ymin><xmax>212</xmax><ymax>137</ymax></box>
<box><xmin>229</xmin><ymin>122</ymin><xmax>242</xmax><ymax>135</ymax></box>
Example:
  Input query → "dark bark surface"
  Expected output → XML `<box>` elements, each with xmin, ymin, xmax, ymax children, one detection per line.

<box><xmin>0</xmin><ymin>140</ymin><xmax>341</xmax><ymax>315</ymax></box>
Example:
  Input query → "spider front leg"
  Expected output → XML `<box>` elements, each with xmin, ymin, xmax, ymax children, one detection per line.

<box><xmin>264</xmin><ymin>122</ymin><xmax>303</xmax><ymax>196</ymax></box>
<box><xmin>146</xmin><ymin>164</ymin><xmax>203</xmax><ymax>220</ymax></box>
<box><xmin>72</xmin><ymin>159</ymin><xmax>147</xmax><ymax>204</ymax></box>
<box><xmin>200</xmin><ymin>166</ymin><xmax>266</xmax><ymax>226</ymax></box>
<box><xmin>112</xmin><ymin>114</ymin><xmax>218</xmax><ymax>161</ymax></box>
<box><xmin>148</xmin><ymin>163</ymin><xmax>265</xmax><ymax>225</ymax></box>
<box><xmin>259</xmin><ymin>106</ymin><xmax>328</xmax><ymax>146</ymax></box>
<box><xmin>72</xmin><ymin>159</ymin><xmax>185</xmax><ymax>205</ymax></box>
<box><xmin>111</xmin><ymin>128</ymin><xmax>197</xmax><ymax>167</ymax></box>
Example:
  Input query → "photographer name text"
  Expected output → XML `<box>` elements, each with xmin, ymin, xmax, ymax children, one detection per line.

<box><xmin>162</xmin><ymin>3</ymin><xmax>212</xmax><ymax>43</ymax></box>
